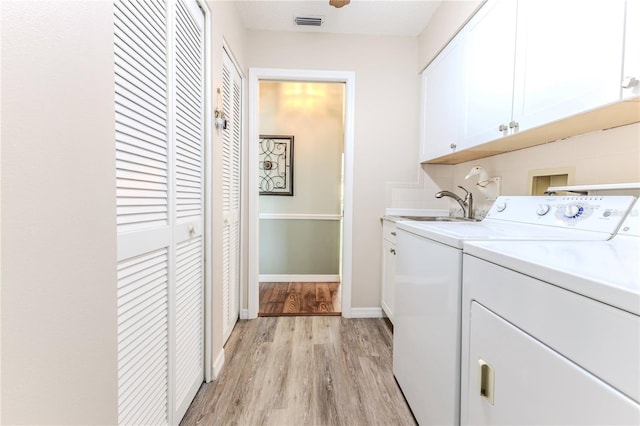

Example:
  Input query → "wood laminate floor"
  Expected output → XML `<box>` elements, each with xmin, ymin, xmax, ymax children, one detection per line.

<box><xmin>259</xmin><ymin>282</ymin><xmax>341</xmax><ymax>316</ymax></box>
<box><xmin>181</xmin><ymin>317</ymin><xmax>416</xmax><ymax>426</ymax></box>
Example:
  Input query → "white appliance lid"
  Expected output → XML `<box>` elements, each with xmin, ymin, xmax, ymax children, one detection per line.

<box><xmin>464</xmin><ymin>238</ymin><xmax>640</xmax><ymax>315</ymax></box>
<box><xmin>396</xmin><ymin>220</ymin><xmax>615</xmax><ymax>249</ymax></box>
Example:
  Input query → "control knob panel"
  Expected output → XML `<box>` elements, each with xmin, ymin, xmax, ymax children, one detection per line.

<box><xmin>536</xmin><ymin>204</ymin><xmax>551</xmax><ymax>216</ymax></box>
<box><xmin>563</xmin><ymin>204</ymin><xmax>584</xmax><ymax>219</ymax></box>
<box><xmin>485</xmin><ymin>195</ymin><xmax>635</xmax><ymax>234</ymax></box>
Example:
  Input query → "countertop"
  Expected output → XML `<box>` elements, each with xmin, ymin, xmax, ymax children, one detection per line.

<box><xmin>381</xmin><ymin>208</ymin><xmax>450</xmax><ymax>223</ymax></box>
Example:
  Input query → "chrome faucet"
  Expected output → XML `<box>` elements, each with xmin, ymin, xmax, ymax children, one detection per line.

<box><xmin>435</xmin><ymin>185</ymin><xmax>474</xmax><ymax>219</ymax></box>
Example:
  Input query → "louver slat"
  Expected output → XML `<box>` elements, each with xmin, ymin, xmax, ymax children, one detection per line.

<box><xmin>175</xmin><ymin>0</ymin><xmax>203</xmax><ymax>221</ymax></box>
<box><xmin>175</xmin><ymin>236</ymin><xmax>203</xmax><ymax>405</ymax></box>
<box><xmin>115</xmin><ymin>0</ymin><xmax>168</xmax><ymax>235</ymax></box>
<box><xmin>117</xmin><ymin>248</ymin><xmax>169</xmax><ymax>425</ymax></box>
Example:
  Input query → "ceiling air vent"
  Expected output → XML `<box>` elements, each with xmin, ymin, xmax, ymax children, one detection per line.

<box><xmin>294</xmin><ymin>16</ymin><xmax>324</xmax><ymax>27</ymax></box>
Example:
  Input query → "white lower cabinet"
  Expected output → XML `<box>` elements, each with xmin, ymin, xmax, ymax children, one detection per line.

<box><xmin>466</xmin><ymin>302</ymin><xmax>639</xmax><ymax>425</ymax></box>
<box><xmin>381</xmin><ymin>220</ymin><xmax>397</xmax><ymax>322</ymax></box>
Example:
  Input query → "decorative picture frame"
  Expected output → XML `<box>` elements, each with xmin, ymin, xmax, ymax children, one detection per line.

<box><xmin>259</xmin><ymin>135</ymin><xmax>294</xmax><ymax>196</ymax></box>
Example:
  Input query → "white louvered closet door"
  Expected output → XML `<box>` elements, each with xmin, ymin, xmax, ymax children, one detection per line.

<box><xmin>173</xmin><ymin>0</ymin><xmax>205</xmax><ymax>421</ymax></box>
<box><xmin>221</xmin><ymin>49</ymin><xmax>242</xmax><ymax>343</ymax></box>
<box><xmin>115</xmin><ymin>0</ymin><xmax>205</xmax><ymax>424</ymax></box>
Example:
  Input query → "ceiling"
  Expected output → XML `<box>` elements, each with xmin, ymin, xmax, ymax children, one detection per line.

<box><xmin>233</xmin><ymin>0</ymin><xmax>443</xmax><ymax>37</ymax></box>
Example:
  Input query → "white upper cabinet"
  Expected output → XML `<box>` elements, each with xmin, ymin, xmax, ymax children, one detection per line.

<box><xmin>420</xmin><ymin>31</ymin><xmax>466</xmax><ymax>161</ymax></box>
<box><xmin>420</xmin><ymin>0</ymin><xmax>634</xmax><ymax>164</ymax></box>
<box><xmin>512</xmin><ymin>0</ymin><xmax>626</xmax><ymax>132</ymax></box>
<box><xmin>461</xmin><ymin>0</ymin><xmax>517</xmax><ymax>149</ymax></box>
<box><xmin>623</xmin><ymin>0</ymin><xmax>640</xmax><ymax>99</ymax></box>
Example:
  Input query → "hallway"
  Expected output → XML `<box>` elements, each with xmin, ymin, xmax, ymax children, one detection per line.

<box><xmin>180</xmin><ymin>317</ymin><xmax>416</xmax><ymax>425</ymax></box>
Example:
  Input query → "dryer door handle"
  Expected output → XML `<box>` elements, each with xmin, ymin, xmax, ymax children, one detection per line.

<box><xmin>479</xmin><ymin>359</ymin><xmax>495</xmax><ymax>406</ymax></box>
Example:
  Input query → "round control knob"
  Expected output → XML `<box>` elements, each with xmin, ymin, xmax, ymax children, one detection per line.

<box><xmin>564</xmin><ymin>204</ymin><xmax>584</xmax><ymax>219</ymax></box>
<box><xmin>536</xmin><ymin>204</ymin><xmax>551</xmax><ymax>216</ymax></box>
<box><xmin>495</xmin><ymin>202</ymin><xmax>507</xmax><ymax>212</ymax></box>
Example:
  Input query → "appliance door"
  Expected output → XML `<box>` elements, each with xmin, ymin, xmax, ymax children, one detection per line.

<box><xmin>393</xmin><ymin>229</ymin><xmax>462</xmax><ymax>426</ymax></box>
<box><xmin>467</xmin><ymin>301</ymin><xmax>640</xmax><ymax>425</ymax></box>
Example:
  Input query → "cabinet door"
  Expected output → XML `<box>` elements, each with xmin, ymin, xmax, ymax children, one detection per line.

<box><xmin>512</xmin><ymin>0</ymin><xmax>626</xmax><ymax>131</ymax></box>
<box><xmin>623</xmin><ymin>0</ymin><xmax>640</xmax><ymax>99</ymax></box>
<box><xmin>420</xmin><ymin>32</ymin><xmax>465</xmax><ymax>161</ymax></box>
<box><xmin>461</xmin><ymin>0</ymin><xmax>517</xmax><ymax>149</ymax></box>
<box><xmin>466</xmin><ymin>302</ymin><xmax>640</xmax><ymax>425</ymax></box>
<box><xmin>381</xmin><ymin>238</ymin><xmax>396</xmax><ymax>322</ymax></box>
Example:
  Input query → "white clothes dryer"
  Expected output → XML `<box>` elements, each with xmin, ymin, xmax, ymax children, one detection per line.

<box><xmin>460</xmin><ymin>199</ymin><xmax>640</xmax><ymax>425</ymax></box>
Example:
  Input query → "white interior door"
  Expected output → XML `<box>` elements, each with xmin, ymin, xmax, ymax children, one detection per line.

<box><xmin>221</xmin><ymin>49</ymin><xmax>242</xmax><ymax>343</ymax></box>
<box><xmin>115</xmin><ymin>0</ymin><xmax>205</xmax><ymax>424</ymax></box>
<box><xmin>173</xmin><ymin>0</ymin><xmax>205</xmax><ymax>421</ymax></box>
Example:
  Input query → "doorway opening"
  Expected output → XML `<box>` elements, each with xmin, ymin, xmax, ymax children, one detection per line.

<box><xmin>256</xmin><ymin>81</ymin><xmax>344</xmax><ymax>316</ymax></box>
<box><xmin>248</xmin><ymin>69</ymin><xmax>355</xmax><ymax>319</ymax></box>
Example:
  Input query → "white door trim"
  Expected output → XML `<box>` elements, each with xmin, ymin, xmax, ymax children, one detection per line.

<box><xmin>247</xmin><ymin>68</ymin><xmax>355</xmax><ymax>319</ymax></box>
<box><xmin>200</xmin><ymin>0</ymin><xmax>213</xmax><ymax>384</ymax></box>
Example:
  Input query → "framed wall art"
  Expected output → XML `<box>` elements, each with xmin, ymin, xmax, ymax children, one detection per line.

<box><xmin>259</xmin><ymin>135</ymin><xmax>294</xmax><ymax>196</ymax></box>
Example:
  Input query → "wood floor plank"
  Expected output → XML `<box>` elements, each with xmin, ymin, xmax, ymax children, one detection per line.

<box><xmin>259</xmin><ymin>282</ymin><xmax>341</xmax><ymax>316</ymax></box>
<box><xmin>268</xmin><ymin>283</ymin><xmax>288</xmax><ymax>303</ymax></box>
<box><xmin>316</xmin><ymin>282</ymin><xmax>331</xmax><ymax>302</ymax></box>
<box><xmin>181</xmin><ymin>317</ymin><xmax>416</xmax><ymax>426</ymax></box>
<box><xmin>287</xmin><ymin>316</ymin><xmax>315</xmax><ymax>424</ymax></box>
<box><xmin>282</xmin><ymin>292</ymin><xmax>301</xmax><ymax>314</ymax></box>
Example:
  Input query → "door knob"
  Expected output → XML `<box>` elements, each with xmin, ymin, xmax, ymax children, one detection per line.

<box><xmin>188</xmin><ymin>224</ymin><xmax>195</xmax><ymax>237</ymax></box>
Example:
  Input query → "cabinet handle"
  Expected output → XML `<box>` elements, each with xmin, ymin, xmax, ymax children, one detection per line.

<box><xmin>479</xmin><ymin>359</ymin><xmax>495</xmax><ymax>405</ymax></box>
<box><xmin>622</xmin><ymin>76</ymin><xmax>639</xmax><ymax>89</ymax></box>
<box><xmin>390</xmin><ymin>231</ymin><xmax>396</xmax><ymax>236</ymax></box>
<box><xmin>498</xmin><ymin>124</ymin><xmax>508</xmax><ymax>132</ymax></box>
<box><xmin>450</xmin><ymin>143</ymin><xmax>457</xmax><ymax>150</ymax></box>
<box><xmin>389</xmin><ymin>248</ymin><xmax>396</xmax><ymax>255</ymax></box>
<box><xmin>509</xmin><ymin>121</ymin><xmax>519</xmax><ymax>129</ymax></box>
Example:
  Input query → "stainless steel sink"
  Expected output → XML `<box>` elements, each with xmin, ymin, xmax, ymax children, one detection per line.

<box><xmin>399</xmin><ymin>216</ymin><xmax>481</xmax><ymax>222</ymax></box>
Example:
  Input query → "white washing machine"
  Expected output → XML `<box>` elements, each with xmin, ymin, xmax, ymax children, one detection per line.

<box><xmin>460</xmin><ymin>199</ymin><xmax>640</xmax><ymax>425</ymax></box>
<box><xmin>392</xmin><ymin>195</ymin><xmax>635</xmax><ymax>426</ymax></box>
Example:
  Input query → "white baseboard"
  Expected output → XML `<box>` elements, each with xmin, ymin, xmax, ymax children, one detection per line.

<box><xmin>259</xmin><ymin>274</ymin><xmax>340</xmax><ymax>283</ymax></box>
<box><xmin>240</xmin><ymin>308</ymin><xmax>249</xmax><ymax>320</ymax></box>
<box><xmin>212</xmin><ymin>348</ymin><xmax>225</xmax><ymax>380</ymax></box>
<box><xmin>349</xmin><ymin>307</ymin><xmax>383</xmax><ymax>318</ymax></box>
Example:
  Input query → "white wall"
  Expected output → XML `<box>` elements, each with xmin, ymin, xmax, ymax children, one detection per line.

<box><xmin>450</xmin><ymin>124</ymin><xmax>640</xmax><ymax>212</ymax></box>
<box><xmin>259</xmin><ymin>82</ymin><xmax>344</xmax><ymax>215</ymax></box>
<box><xmin>417</xmin><ymin>0</ymin><xmax>484</xmax><ymax>70</ymax></box>
<box><xmin>1</xmin><ymin>2</ymin><xmax>117</xmax><ymax>424</ymax></box>
<box><xmin>247</xmin><ymin>30</ymin><xmax>420</xmax><ymax>308</ymax></box>
<box><xmin>258</xmin><ymin>82</ymin><xmax>344</xmax><ymax>275</ymax></box>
